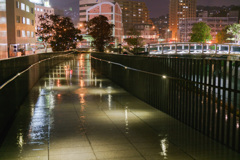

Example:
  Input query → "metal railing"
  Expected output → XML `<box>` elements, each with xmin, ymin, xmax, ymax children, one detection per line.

<box><xmin>91</xmin><ymin>53</ymin><xmax>240</xmax><ymax>152</ymax></box>
<box><xmin>145</xmin><ymin>43</ymin><xmax>240</xmax><ymax>55</ymax></box>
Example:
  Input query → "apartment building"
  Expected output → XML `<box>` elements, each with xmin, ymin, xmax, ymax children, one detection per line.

<box><xmin>0</xmin><ymin>0</ymin><xmax>7</xmax><ymax>59</ymax></box>
<box><xmin>35</xmin><ymin>5</ymin><xmax>54</xmax><ymax>31</ymax></box>
<box><xmin>179</xmin><ymin>17</ymin><xmax>238</xmax><ymax>42</ymax></box>
<box><xmin>6</xmin><ymin>0</ymin><xmax>35</xmax><ymax>57</ymax></box>
<box><xmin>169</xmin><ymin>0</ymin><xmax>196</xmax><ymax>41</ymax></box>
<box><xmin>86</xmin><ymin>2</ymin><xmax>123</xmax><ymax>45</ymax></box>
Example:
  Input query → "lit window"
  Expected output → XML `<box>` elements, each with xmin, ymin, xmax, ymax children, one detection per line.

<box><xmin>37</xmin><ymin>8</ymin><xmax>39</xmax><ymax>11</ymax></box>
<box><xmin>31</xmin><ymin>32</ymin><xmax>35</xmax><ymax>38</ymax></box>
<box><xmin>40</xmin><ymin>9</ymin><xmax>43</xmax><ymax>12</ymax></box>
<box><xmin>26</xmin><ymin>18</ymin><xmax>30</xmax><ymax>25</ymax></box>
<box><xmin>21</xmin><ymin>3</ymin><xmax>25</xmax><ymax>11</ymax></box>
<box><xmin>27</xmin><ymin>31</ymin><xmax>30</xmax><ymax>37</ymax></box>
<box><xmin>22</xmin><ymin>30</ymin><xmax>26</xmax><ymax>37</ymax></box>
<box><xmin>26</xmin><ymin>5</ymin><xmax>29</xmax><ymax>12</ymax></box>
<box><xmin>22</xmin><ymin>17</ymin><xmax>25</xmax><ymax>24</ymax></box>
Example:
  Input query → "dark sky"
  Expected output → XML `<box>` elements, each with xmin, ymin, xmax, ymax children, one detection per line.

<box><xmin>50</xmin><ymin>0</ymin><xmax>240</xmax><ymax>18</ymax></box>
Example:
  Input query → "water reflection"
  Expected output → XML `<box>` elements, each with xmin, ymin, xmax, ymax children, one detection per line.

<box><xmin>159</xmin><ymin>134</ymin><xmax>169</xmax><ymax>159</ymax></box>
<box><xmin>125</xmin><ymin>106</ymin><xmax>129</xmax><ymax>134</ymax></box>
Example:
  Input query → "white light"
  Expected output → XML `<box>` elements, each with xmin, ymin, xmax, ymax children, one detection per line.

<box><xmin>162</xmin><ymin>75</ymin><xmax>167</xmax><ymax>79</ymax></box>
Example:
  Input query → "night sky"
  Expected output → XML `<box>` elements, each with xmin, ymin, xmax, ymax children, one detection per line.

<box><xmin>50</xmin><ymin>0</ymin><xmax>240</xmax><ymax>18</ymax></box>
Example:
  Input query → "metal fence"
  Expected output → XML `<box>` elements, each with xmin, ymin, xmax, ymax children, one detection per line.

<box><xmin>91</xmin><ymin>53</ymin><xmax>240</xmax><ymax>152</ymax></box>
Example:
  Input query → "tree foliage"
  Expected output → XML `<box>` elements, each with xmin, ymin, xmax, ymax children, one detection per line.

<box><xmin>36</xmin><ymin>13</ymin><xmax>82</xmax><ymax>51</ymax></box>
<box><xmin>227</xmin><ymin>23</ymin><xmax>240</xmax><ymax>44</ymax></box>
<box><xmin>87</xmin><ymin>15</ymin><xmax>114</xmax><ymax>52</ymax></box>
<box><xmin>190</xmin><ymin>22</ymin><xmax>212</xmax><ymax>43</ymax></box>
<box><xmin>216</xmin><ymin>26</ymin><xmax>232</xmax><ymax>44</ymax></box>
<box><xmin>124</xmin><ymin>28</ymin><xmax>144</xmax><ymax>54</ymax></box>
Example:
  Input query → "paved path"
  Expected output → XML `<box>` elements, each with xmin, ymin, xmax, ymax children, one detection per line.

<box><xmin>0</xmin><ymin>54</ymin><xmax>239</xmax><ymax>160</ymax></box>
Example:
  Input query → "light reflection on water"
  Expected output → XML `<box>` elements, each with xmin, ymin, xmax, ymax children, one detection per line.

<box><xmin>159</xmin><ymin>134</ymin><xmax>169</xmax><ymax>159</ymax></box>
<box><xmin>125</xmin><ymin>106</ymin><xmax>129</xmax><ymax>134</ymax></box>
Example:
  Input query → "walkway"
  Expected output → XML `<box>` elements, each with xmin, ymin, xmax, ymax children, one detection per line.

<box><xmin>0</xmin><ymin>54</ymin><xmax>239</xmax><ymax>160</ymax></box>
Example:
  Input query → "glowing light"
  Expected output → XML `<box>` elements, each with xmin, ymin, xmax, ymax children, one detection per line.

<box><xmin>162</xmin><ymin>75</ymin><xmax>167</xmax><ymax>79</ymax></box>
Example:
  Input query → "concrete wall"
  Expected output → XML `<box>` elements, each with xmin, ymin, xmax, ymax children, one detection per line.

<box><xmin>0</xmin><ymin>52</ymin><xmax>74</xmax><ymax>142</ymax></box>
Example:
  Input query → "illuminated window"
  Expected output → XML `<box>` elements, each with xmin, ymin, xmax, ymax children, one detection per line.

<box><xmin>27</xmin><ymin>31</ymin><xmax>30</xmax><ymax>37</ymax></box>
<box><xmin>31</xmin><ymin>32</ymin><xmax>35</xmax><ymax>38</ymax></box>
<box><xmin>26</xmin><ymin>18</ymin><xmax>30</xmax><ymax>25</ymax></box>
<box><xmin>26</xmin><ymin>5</ymin><xmax>29</xmax><ymax>12</ymax></box>
<box><xmin>22</xmin><ymin>30</ymin><xmax>26</xmax><ymax>37</ymax></box>
<box><xmin>21</xmin><ymin>3</ymin><xmax>25</xmax><ymax>11</ymax></box>
<box><xmin>22</xmin><ymin>17</ymin><xmax>25</xmax><ymax>24</ymax></box>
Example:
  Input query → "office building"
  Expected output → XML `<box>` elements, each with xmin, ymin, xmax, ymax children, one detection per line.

<box><xmin>179</xmin><ymin>17</ymin><xmax>238</xmax><ymax>42</ymax></box>
<box><xmin>35</xmin><ymin>5</ymin><xmax>54</xmax><ymax>31</ymax></box>
<box><xmin>169</xmin><ymin>0</ymin><xmax>197</xmax><ymax>41</ymax></box>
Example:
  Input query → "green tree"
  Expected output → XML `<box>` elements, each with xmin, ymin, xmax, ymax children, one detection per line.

<box><xmin>216</xmin><ymin>26</ymin><xmax>232</xmax><ymax>44</ymax></box>
<box><xmin>190</xmin><ymin>22</ymin><xmax>212</xmax><ymax>43</ymax></box>
<box><xmin>227</xmin><ymin>23</ymin><xmax>240</xmax><ymax>44</ymax></box>
<box><xmin>124</xmin><ymin>28</ymin><xmax>144</xmax><ymax>54</ymax></box>
<box><xmin>87</xmin><ymin>15</ymin><xmax>114</xmax><ymax>52</ymax></box>
<box><xmin>36</xmin><ymin>13</ymin><xmax>82</xmax><ymax>51</ymax></box>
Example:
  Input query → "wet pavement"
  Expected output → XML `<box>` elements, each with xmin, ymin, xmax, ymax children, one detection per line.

<box><xmin>0</xmin><ymin>54</ymin><xmax>240</xmax><ymax>160</ymax></box>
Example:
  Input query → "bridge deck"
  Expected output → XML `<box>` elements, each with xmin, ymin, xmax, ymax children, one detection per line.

<box><xmin>0</xmin><ymin>54</ymin><xmax>239</xmax><ymax>160</ymax></box>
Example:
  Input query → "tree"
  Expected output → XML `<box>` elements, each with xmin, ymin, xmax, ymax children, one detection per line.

<box><xmin>87</xmin><ymin>15</ymin><xmax>114</xmax><ymax>52</ymax></box>
<box><xmin>227</xmin><ymin>23</ymin><xmax>240</xmax><ymax>44</ymax></box>
<box><xmin>190</xmin><ymin>22</ymin><xmax>212</xmax><ymax>43</ymax></box>
<box><xmin>36</xmin><ymin>13</ymin><xmax>82</xmax><ymax>51</ymax></box>
<box><xmin>124</xmin><ymin>28</ymin><xmax>144</xmax><ymax>54</ymax></box>
<box><xmin>216</xmin><ymin>26</ymin><xmax>232</xmax><ymax>44</ymax></box>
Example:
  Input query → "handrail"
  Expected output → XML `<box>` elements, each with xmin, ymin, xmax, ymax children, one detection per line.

<box><xmin>0</xmin><ymin>53</ymin><xmax>72</xmax><ymax>91</ymax></box>
<box><xmin>91</xmin><ymin>55</ymin><xmax>240</xmax><ymax>94</ymax></box>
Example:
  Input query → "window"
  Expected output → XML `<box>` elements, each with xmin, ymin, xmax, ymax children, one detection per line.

<box><xmin>22</xmin><ymin>30</ymin><xmax>26</xmax><ymax>37</ymax></box>
<box><xmin>31</xmin><ymin>8</ymin><xmax>34</xmax><ymax>14</ymax></box>
<box><xmin>22</xmin><ymin>17</ymin><xmax>25</xmax><ymax>24</ymax></box>
<box><xmin>16</xmin><ymin>16</ymin><xmax>20</xmax><ymax>23</ymax></box>
<box><xmin>40</xmin><ymin>9</ymin><xmax>43</xmax><ymax>12</ymax></box>
<box><xmin>31</xmin><ymin>32</ymin><xmax>34</xmax><ymax>38</ymax></box>
<box><xmin>16</xmin><ymin>1</ymin><xmax>20</xmax><ymax>9</ymax></box>
<box><xmin>21</xmin><ymin>3</ymin><xmax>25</xmax><ymax>11</ymax></box>
<box><xmin>26</xmin><ymin>18</ymin><xmax>30</xmax><ymax>25</ymax></box>
<box><xmin>27</xmin><ymin>31</ymin><xmax>30</xmax><ymax>37</ymax></box>
<box><xmin>26</xmin><ymin>5</ymin><xmax>29</xmax><ymax>12</ymax></box>
<box><xmin>31</xmin><ymin>20</ymin><xmax>34</xmax><ymax>26</ymax></box>
<box><xmin>37</xmin><ymin>8</ymin><xmax>39</xmax><ymax>11</ymax></box>
<box><xmin>17</xmin><ymin>30</ymin><xmax>21</xmax><ymax>37</ymax></box>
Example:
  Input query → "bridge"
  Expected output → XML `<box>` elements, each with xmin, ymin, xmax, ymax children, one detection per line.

<box><xmin>0</xmin><ymin>48</ymin><xmax>240</xmax><ymax>159</ymax></box>
<box><xmin>145</xmin><ymin>42</ymin><xmax>240</xmax><ymax>56</ymax></box>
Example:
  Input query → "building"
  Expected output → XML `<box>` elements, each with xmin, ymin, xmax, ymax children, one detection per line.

<box><xmin>35</xmin><ymin>5</ymin><xmax>54</xmax><ymax>31</ymax></box>
<box><xmin>29</xmin><ymin>0</ymin><xmax>50</xmax><ymax>7</ymax></box>
<box><xmin>79</xmin><ymin>0</ymin><xmax>114</xmax><ymax>24</ymax></box>
<box><xmin>0</xmin><ymin>0</ymin><xmax>8</xmax><ymax>59</ymax></box>
<box><xmin>179</xmin><ymin>17</ymin><xmax>238</xmax><ymax>42</ymax></box>
<box><xmin>169</xmin><ymin>0</ymin><xmax>197</xmax><ymax>41</ymax></box>
<box><xmin>6</xmin><ymin>0</ymin><xmax>35</xmax><ymax>57</ymax></box>
<box><xmin>86</xmin><ymin>2</ymin><xmax>123</xmax><ymax>45</ymax></box>
<box><xmin>115</xmin><ymin>0</ymin><xmax>152</xmax><ymax>35</ymax></box>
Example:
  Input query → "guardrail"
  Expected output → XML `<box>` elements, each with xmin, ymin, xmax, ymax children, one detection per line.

<box><xmin>91</xmin><ymin>53</ymin><xmax>240</xmax><ymax>153</ymax></box>
<box><xmin>145</xmin><ymin>43</ymin><xmax>240</xmax><ymax>55</ymax></box>
<box><xmin>0</xmin><ymin>52</ymin><xmax>74</xmax><ymax>143</ymax></box>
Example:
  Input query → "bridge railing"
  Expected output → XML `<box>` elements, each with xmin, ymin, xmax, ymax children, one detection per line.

<box><xmin>91</xmin><ymin>53</ymin><xmax>240</xmax><ymax>153</ymax></box>
<box><xmin>145</xmin><ymin>43</ymin><xmax>240</xmax><ymax>55</ymax></box>
<box><xmin>0</xmin><ymin>52</ymin><xmax>74</xmax><ymax>142</ymax></box>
